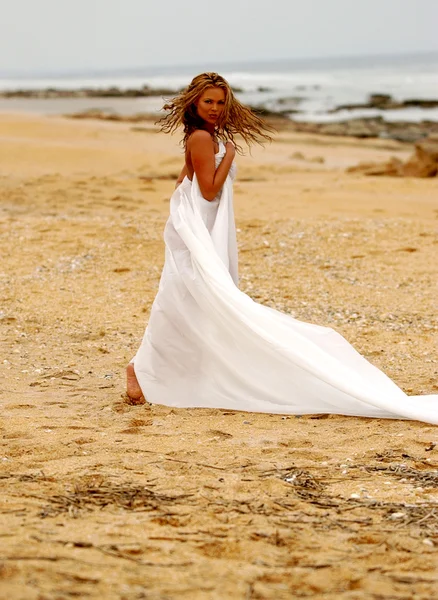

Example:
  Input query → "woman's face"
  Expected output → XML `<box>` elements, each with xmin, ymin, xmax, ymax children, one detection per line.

<box><xmin>195</xmin><ymin>86</ymin><xmax>226</xmax><ymax>126</ymax></box>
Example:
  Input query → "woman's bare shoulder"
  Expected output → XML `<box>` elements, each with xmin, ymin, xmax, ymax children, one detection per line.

<box><xmin>187</xmin><ymin>130</ymin><xmax>214</xmax><ymax>152</ymax></box>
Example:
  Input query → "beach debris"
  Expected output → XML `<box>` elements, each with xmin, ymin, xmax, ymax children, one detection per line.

<box><xmin>39</xmin><ymin>479</ymin><xmax>194</xmax><ymax>518</ymax></box>
<box><xmin>365</xmin><ymin>464</ymin><xmax>438</xmax><ymax>489</ymax></box>
<box><xmin>389</xmin><ymin>511</ymin><xmax>407</xmax><ymax>520</ymax></box>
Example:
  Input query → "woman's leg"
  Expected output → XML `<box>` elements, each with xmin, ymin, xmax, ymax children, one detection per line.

<box><xmin>126</xmin><ymin>363</ymin><xmax>145</xmax><ymax>404</ymax></box>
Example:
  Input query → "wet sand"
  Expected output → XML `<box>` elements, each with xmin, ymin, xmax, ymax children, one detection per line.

<box><xmin>0</xmin><ymin>112</ymin><xmax>437</xmax><ymax>599</ymax></box>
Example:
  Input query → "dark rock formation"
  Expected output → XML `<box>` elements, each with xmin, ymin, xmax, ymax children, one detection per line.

<box><xmin>249</xmin><ymin>106</ymin><xmax>296</xmax><ymax>118</ymax></box>
<box><xmin>331</xmin><ymin>93</ymin><xmax>438</xmax><ymax>113</ymax></box>
<box><xmin>286</xmin><ymin>117</ymin><xmax>438</xmax><ymax>144</ymax></box>
<box><xmin>277</xmin><ymin>96</ymin><xmax>306</xmax><ymax>106</ymax></box>
<box><xmin>0</xmin><ymin>85</ymin><xmax>178</xmax><ymax>99</ymax></box>
<box><xmin>62</xmin><ymin>108</ymin><xmax>438</xmax><ymax>145</ymax></box>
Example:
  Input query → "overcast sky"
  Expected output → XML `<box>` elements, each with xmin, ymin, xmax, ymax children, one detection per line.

<box><xmin>1</xmin><ymin>0</ymin><xmax>438</xmax><ymax>73</ymax></box>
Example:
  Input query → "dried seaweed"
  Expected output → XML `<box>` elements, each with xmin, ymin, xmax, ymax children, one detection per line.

<box><xmin>40</xmin><ymin>481</ymin><xmax>194</xmax><ymax>518</ymax></box>
<box><xmin>16</xmin><ymin>461</ymin><xmax>437</xmax><ymax>540</ymax></box>
<box><xmin>270</xmin><ymin>464</ymin><xmax>438</xmax><ymax>535</ymax></box>
<box><xmin>365</xmin><ymin>464</ymin><xmax>438</xmax><ymax>488</ymax></box>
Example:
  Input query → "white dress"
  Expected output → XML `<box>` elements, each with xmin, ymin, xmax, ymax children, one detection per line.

<box><xmin>132</xmin><ymin>142</ymin><xmax>437</xmax><ymax>424</ymax></box>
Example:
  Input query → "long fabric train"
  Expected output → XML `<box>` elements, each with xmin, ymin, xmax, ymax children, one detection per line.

<box><xmin>133</xmin><ymin>143</ymin><xmax>437</xmax><ymax>424</ymax></box>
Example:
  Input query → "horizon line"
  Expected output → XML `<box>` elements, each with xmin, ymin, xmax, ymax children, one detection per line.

<box><xmin>1</xmin><ymin>48</ymin><xmax>438</xmax><ymax>79</ymax></box>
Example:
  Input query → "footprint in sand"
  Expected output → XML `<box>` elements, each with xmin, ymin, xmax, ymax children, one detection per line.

<box><xmin>119</xmin><ymin>417</ymin><xmax>153</xmax><ymax>433</ymax></box>
<box><xmin>41</xmin><ymin>369</ymin><xmax>81</xmax><ymax>381</ymax></box>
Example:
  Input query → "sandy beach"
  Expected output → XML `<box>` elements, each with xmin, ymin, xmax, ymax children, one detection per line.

<box><xmin>1</xmin><ymin>112</ymin><xmax>437</xmax><ymax>599</ymax></box>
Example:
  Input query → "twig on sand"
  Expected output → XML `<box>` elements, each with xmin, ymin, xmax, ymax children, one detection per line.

<box><xmin>162</xmin><ymin>457</ymin><xmax>227</xmax><ymax>471</ymax></box>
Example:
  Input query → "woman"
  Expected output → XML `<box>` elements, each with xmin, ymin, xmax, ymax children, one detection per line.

<box><xmin>127</xmin><ymin>73</ymin><xmax>437</xmax><ymax>425</ymax></box>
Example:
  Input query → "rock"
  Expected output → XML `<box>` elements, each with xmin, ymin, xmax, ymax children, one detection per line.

<box><xmin>347</xmin><ymin>136</ymin><xmax>438</xmax><ymax>178</ymax></box>
<box><xmin>249</xmin><ymin>105</ymin><xmax>292</xmax><ymax>119</ymax></box>
<box><xmin>402</xmin><ymin>137</ymin><xmax>438</xmax><ymax>177</ymax></box>
<box><xmin>277</xmin><ymin>96</ymin><xmax>306</xmax><ymax>106</ymax></box>
<box><xmin>347</xmin><ymin>157</ymin><xmax>404</xmax><ymax>176</ymax></box>
<box><xmin>345</xmin><ymin>119</ymin><xmax>380</xmax><ymax>138</ymax></box>
<box><xmin>61</xmin><ymin>102</ymin><xmax>437</xmax><ymax>146</ymax></box>
<box><xmin>368</xmin><ymin>93</ymin><xmax>394</xmax><ymax>108</ymax></box>
<box><xmin>0</xmin><ymin>85</ymin><xmax>178</xmax><ymax>99</ymax></box>
<box><xmin>284</xmin><ymin>117</ymin><xmax>437</xmax><ymax>143</ymax></box>
<box><xmin>386</xmin><ymin>129</ymin><xmax>428</xmax><ymax>144</ymax></box>
<box><xmin>330</xmin><ymin>94</ymin><xmax>438</xmax><ymax>113</ymax></box>
<box><xmin>403</xmin><ymin>98</ymin><xmax>438</xmax><ymax>109</ymax></box>
<box><xmin>317</xmin><ymin>118</ymin><xmax>384</xmax><ymax>138</ymax></box>
<box><xmin>318</xmin><ymin>123</ymin><xmax>349</xmax><ymax>137</ymax></box>
<box><xmin>67</xmin><ymin>109</ymin><xmax>119</xmax><ymax>120</ymax></box>
<box><xmin>330</xmin><ymin>94</ymin><xmax>396</xmax><ymax>112</ymax></box>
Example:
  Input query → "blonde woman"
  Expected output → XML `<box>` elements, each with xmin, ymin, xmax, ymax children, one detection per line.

<box><xmin>126</xmin><ymin>73</ymin><xmax>437</xmax><ymax>425</ymax></box>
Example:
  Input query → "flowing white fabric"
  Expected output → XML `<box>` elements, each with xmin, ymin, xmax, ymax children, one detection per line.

<box><xmin>133</xmin><ymin>142</ymin><xmax>437</xmax><ymax>424</ymax></box>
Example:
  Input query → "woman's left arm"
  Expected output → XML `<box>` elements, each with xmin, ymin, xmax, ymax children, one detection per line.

<box><xmin>175</xmin><ymin>165</ymin><xmax>188</xmax><ymax>188</ymax></box>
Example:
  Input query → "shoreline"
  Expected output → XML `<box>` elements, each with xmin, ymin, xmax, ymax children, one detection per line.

<box><xmin>1</xmin><ymin>90</ymin><xmax>438</xmax><ymax>144</ymax></box>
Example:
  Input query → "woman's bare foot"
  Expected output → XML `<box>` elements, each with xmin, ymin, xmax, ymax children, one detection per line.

<box><xmin>126</xmin><ymin>363</ymin><xmax>146</xmax><ymax>405</ymax></box>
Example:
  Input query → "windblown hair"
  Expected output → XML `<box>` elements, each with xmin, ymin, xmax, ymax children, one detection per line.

<box><xmin>158</xmin><ymin>72</ymin><xmax>274</xmax><ymax>153</ymax></box>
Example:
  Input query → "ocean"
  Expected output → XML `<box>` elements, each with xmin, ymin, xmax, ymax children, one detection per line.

<box><xmin>0</xmin><ymin>52</ymin><xmax>437</xmax><ymax>123</ymax></box>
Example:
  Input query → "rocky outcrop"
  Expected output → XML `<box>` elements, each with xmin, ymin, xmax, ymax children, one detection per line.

<box><xmin>1</xmin><ymin>84</ymin><xmax>242</xmax><ymax>99</ymax></box>
<box><xmin>249</xmin><ymin>105</ymin><xmax>295</xmax><ymax>118</ymax></box>
<box><xmin>2</xmin><ymin>84</ymin><xmax>437</xmax><ymax>144</ymax></box>
<box><xmin>66</xmin><ymin>109</ymin><xmax>157</xmax><ymax>123</ymax></box>
<box><xmin>62</xmin><ymin>108</ymin><xmax>438</xmax><ymax>145</ymax></box>
<box><xmin>250</xmin><ymin>107</ymin><xmax>437</xmax><ymax>143</ymax></box>
<box><xmin>0</xmin><ymin>85</ymin><xmax>178</xmax><ymax>99</ymax></box>
<box><xmin>331</xmin><ymin>93</ymin><xmax>438</xmax><ymax>113</ymax></box>
<box><xmin>282</xmin><ymin>117</ymin><xmax>437</xmax><ymax>144</ymax></box>
<box><xmin>402</xmin><ymin>136</ymin><xmax>438</xmax><ymax>177</ymax></box>
<box><xmin>347</xmin><ymin>135</ymin><xmax>438</xmax><ymax>177</ymax></box>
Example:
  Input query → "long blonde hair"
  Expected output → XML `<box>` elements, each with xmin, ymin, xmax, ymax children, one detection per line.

<box><xmin>158</xmin><ymin>72</ymin><xmax>274</xmax><ymax>153</ymax></box>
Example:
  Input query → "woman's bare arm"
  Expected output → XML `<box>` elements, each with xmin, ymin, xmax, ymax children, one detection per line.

<box><xmin>175</xmin><ymin>165</ymin><xmax>188</xmax><ymax>188</ymax></box>
<box><xmin>189</xmin><ymin>130</ymin><xmax>235</xmax><ymax>201</ymax></box>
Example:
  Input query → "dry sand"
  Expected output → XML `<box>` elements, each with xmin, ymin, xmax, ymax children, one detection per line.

<box><xmin>0</xmin><ymin>112</ymin><xmax>437</xmax><ymax>599</ymax></box>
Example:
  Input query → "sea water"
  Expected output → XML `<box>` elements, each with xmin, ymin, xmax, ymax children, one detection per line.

<box><xmin>0</xmin><ymin>52</ymin><xmax>437</xmax><ymax>123</ymax></box>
